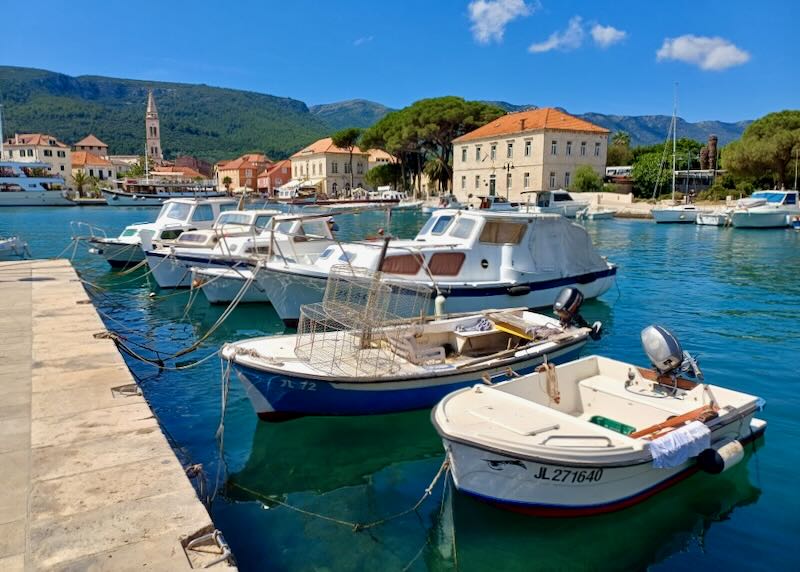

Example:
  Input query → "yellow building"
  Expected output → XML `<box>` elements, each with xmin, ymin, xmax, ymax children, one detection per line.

<box><xmin>290</xmin><ymin>137</ymin><xmax>370</xmax><ymax>196</ymax></box>
<box><xmin>215</xmin><ymin>153</ymin><xmax>272</xmax><ymax>192</ymax></box>
<box><xmin>71</xmin><ymin>151</ymin><xmax>117</xmax><ymax>187</ymax></box>
<box><xmin>1</xmin><ymin>133</ymin><xmax>71</xmax><ymax>179</ymax></box>
<box><xmin>452</xmin><ymin>108</ymin><xmax>609</xmax><ymax>201</ymax></box>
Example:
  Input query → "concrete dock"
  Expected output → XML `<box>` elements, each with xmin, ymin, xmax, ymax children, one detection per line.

<box><xmin>0</xmin><ymin>259</ymin><xmax>235</xmax><ymax>570</ymax></box>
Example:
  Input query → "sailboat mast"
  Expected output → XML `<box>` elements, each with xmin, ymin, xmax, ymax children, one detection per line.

<box><xmin>672</xmin><ymin>83</ymin><xmax>677</xmax><ymax>202</ymax></box>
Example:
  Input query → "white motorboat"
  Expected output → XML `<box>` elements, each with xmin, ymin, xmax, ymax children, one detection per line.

<box><xmin>651</xmin><ymin>204</ymin><xmax>700</xmax><ymax>224</ymax></box>
<box><xmin>101</xmin><ymin>177</ymin><xmax>225</xmax><ymax>207</ymax></box>
<box><xmin>0</xmin><ymin>161</ymin><xmax>73</xmax><ymax>207</ymax></box>
<box><xmin>191</xmin><ymin>266</ymin><xmax>269</xmax><ymax>303</ymax></box>
<box><xmin>379</xmin><ymin>188</ymin><xmax>423</xmax><ymax>210</ymax></box>
<box><xmin>88</xmin><ymin>197</ymin><xmax>237</xmax><ymax>268</ymax></box>
<box><xmin>433</xmin><ymin>325</ymin><xmax>766</xmax><ymax>516</ymax></box>
<box><xmin>577</xmin><ymin>207</ymin><xmax>616</xmax><ymax>221</ymax></box>
<box><xmin>422</xmin><ymin>194</ymin><xmax>466</xmax><ymax>214</ymax></box>
<box><xmin>520</xmin><ymin>190</ymin><xmax>590</xmax><ymax>218</ymax></box>
<box><xmin>730</xmin><ymin>190</ymin><xmax>800</xmax><ymax>228</ymax></box>
<box><xmin>222</xmin><ymin>270</ymin><xmax>600</xmax><ymax>420</ymax></box>
<box><xmin>696</xmin><ymin>210</ymin><xmax>731</xmax><ymax>226</ymax></box>
<box><xmin>252</xmin><ymin>209</ymin><xmax>617</xmax><ymax>327</ymax></box>
<box><xmin>0</xmin><ymin>236</ymin><xmax>31</xmax><ymax>259</ymax></box>
<box><xmin>472</xmin><ymin>195</ymin><xmax>519</xmax><ymax>211</ymax></box>
<box><xmin>145</xmin><ymin>212</ymin><xmax>333</xmax><ymax>289</ymax></box>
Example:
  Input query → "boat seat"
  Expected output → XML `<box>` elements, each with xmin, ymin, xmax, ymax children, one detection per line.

<box><xmin>386</xmin><ymin>333</ymin><xmax>445</xmax><ymax>366</ymax></box>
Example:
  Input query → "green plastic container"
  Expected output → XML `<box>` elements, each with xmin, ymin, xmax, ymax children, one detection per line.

<box><xmin>589</xmin><ymin>415</ymin><xmax>635</xmax><ymax>436</ymax></box>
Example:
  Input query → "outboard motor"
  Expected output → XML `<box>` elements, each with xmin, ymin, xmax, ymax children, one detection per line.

<box><xmin>640</xmin><ymin>325</ymin><xmax>703</xmax><ymax>380</ymax></box>
<box><xmin>553</xmin><ymin>287</ymin><xmax>602</xmax><ymax>340</ymax></box>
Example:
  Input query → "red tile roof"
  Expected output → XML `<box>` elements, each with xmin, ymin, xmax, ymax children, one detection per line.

<box><xmin>5</xmin><ymin>133</ymin><xmax>69</xmax><ymax>148</ymax></box>
<box><xmin>453</xmin><ymin>108</ymin><xmax>609</xmax><ymax>143</ymax></box>
<box><xmin>153</xmin><ymin>165</ymin><xmax>204</xmax><ymax>178</ymax></box>
<box><xmin>72</xmin><ymin>151</ymin><xmax>112</xmax><ymax>167</ymax></box>
<box><xmin>74</xmin><ymin>134</ymin><xmax>108</xmax><ymax>148</ymax></box>
<box><xmin>291</xmin><ymin>137</ymin><xmax>367</xmax><ymax>158</ymax></box>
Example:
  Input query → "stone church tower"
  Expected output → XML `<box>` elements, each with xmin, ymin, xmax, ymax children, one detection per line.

<box><xmin>145</xmin><ymin>90</ymin><xmax>163</xmax><ymax>163</ymax></box>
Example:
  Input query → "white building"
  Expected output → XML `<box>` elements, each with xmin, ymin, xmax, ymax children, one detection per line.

<box><xmin>1</xmin><ymin>133</ymin><xmax>71</xmax><ymax>178</ymax></box>
<box><xmin>290</xmin><ymin>137</ymin><xmax>370</xmax><ymax>196</ymax></box>
<box><xmin>452</xmin><ymin>108</ymin><xmax>609</xmax><ymax>202</ymax></box>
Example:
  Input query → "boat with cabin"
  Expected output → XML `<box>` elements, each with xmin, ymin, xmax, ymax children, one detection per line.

<box><xmin>253</xmin><ymin>209</ymin><xmax>617</xmax><ymax>327</ymax></box>
<box><xmin>422</xmin><ymin>193</ymin><xmax>466</xmax><ymax>214</ymax></box>
<box><xmin>521</xmin><ymin>190</ymin><xmax>590</xmax><ymax>218</ymax></box>
<box><xmin>433</xmin><ymin>325</ymin><xmax>767</xmax><ymax>516</ymax></box>
<box><xmin>87</xmin><ymin>197</ymin><xmax>238</xmax><ymax>268</ymax></box>
<box><xmin>0</xmin><ymin>162</ymin><xmax>72</xmax><ymax>207</ymax></box>
<box><xmin>222</xmin><ymin>266</ymin><xmax>600</xmax><ymax>420</ymax></box>
<box><xmin>146</xmin><ymin>212</ymin><xmax>334</xmax><ymax>289</ymax></box>
<box><xmin>729</xmin><ymin>190</ymin><xmax>800</xmax><ymax>228</ymax></box>
<box><xmin>101</xmin><ymin>174</ymin><xmax>224</xmax><ymax>207</ymax></box>
<box><xmin>472</xmin><ymin>195</ymin><xmax>519</xmax><ymax>211</ymax></box>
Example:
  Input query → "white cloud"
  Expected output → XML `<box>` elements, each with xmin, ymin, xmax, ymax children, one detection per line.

<box><xmin>528</xmin><ymin>16</ymin><xmax>584</xmax><ymax>53</ymax></box>
<box><xmin>469</xmin><ymin>0</ymin><xmax>535</xmax><ymax>44</ymax></box>
<box><xmin>656</xmin><ymin>35</ymin><xmax>750</xmax><ymax>70</ymax></box>
<box><xmin>590</xmin><ymin>24</ymin><xmax>626</xmax><ymax>48</ymax></box>
<box><xmin>353</xmin><ymin>36</ymin><xmax>374</xmax><ymax>47</ymax></box>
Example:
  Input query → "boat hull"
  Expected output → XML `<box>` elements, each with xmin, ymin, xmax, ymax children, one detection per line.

<box><xmin>259</xmin><ymin>266</ymin><xmax>617</xmax><ymax>327</ymax></box>
<box><xmin>696</xmin><ymin>213</ymin><xmax>729</xmax><ymax>226</ymax></box>
<box><xmin>0</xmin><ymin>191</ymin><xmax>75</xmax><ymax>207</ymax></box>
<box><xmin>441</xmin><ymin>417</ymin><xmax>764</xmax><ymax>516</ymax></box>
<box><xmin>194</xmin><ymin>269</ymin><xmax>269</xmax><ymax>304</ymax></box>
<box><xmin>101</xmin><ymin>188</ymin><xmax>226</xmax><ymax>207</ymax></box>
<box><xmin>88</xmin><ymin>238</ymin><xmax>145</xmax><ymax>268</ymax></box>
<box><xmin>233</xmin><ymin>343</ymin><xmax>585</xmax><ymax>420</ymax></box>
<box><xmin>730</xmin><ymin>210</ymin><xmax>791</xmax><ymax>228</ymax></box>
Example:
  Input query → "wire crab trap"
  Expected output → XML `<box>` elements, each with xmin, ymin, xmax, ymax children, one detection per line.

<box><xmin>294</xmin><ymin>264</ymin><xmax>433</xmax><ymax>377</ymax></box>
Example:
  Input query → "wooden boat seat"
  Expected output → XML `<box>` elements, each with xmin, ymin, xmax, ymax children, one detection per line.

<box><xmin>386</xmin><ymin>333</ymin><xmax>445</xmax><ymax>366</ymax></box>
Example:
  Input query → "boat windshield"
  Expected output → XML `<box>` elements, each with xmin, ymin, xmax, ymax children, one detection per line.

<box><xmin>751</xmin><ymin>192</ymin><xmax>787</xmax><ymax>203</ymax></box>
<box><xmin>553</xmin><ymin>193</ymin><xmax>574</xmax><ymax>202</ymax></box>
<box><xmin>159</xmin><ymin>203</ymin><xmax>192</xmax><ymax>222</ymax></box>
<box><xmin>216</xmin><ymin>213</ymin><xmax>253</xmax><ymax>227</ymax></box>
<box><xmin>120</xmin><ymin>228</ymin><xmax>138</xmax><ymax>238</ymax></box>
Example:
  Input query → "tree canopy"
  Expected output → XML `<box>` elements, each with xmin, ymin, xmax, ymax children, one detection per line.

<box><xmin>331</xmin><ymin>127</ymin><xmax>363</xmax><ymax>192</ymax></box>
<box><xmin>570</xmin><ymin>165</ymin><xmax>603</xmax><ymax>193</ymax></box>
<box><xmin>723</xmin><ymin>110</ymin><xmax>800</xmax><ymax>189</ymax></box>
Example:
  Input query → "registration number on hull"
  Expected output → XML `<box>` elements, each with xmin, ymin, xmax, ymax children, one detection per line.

<box><xmin>534</xmin><ymin>466</ymin><xmax>604</xmax><ymax>483</ymax></box>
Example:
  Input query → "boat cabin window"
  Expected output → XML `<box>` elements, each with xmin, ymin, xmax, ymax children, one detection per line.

<box><xmin>192</xmin><ymin>204</ymin><xmax>215</xmax><ymax>222</ymax></box>
<box><xmin>417</xmin><ymin>216</ymin><xmax>438</xmax><ymax>236</ymax></box>
<box><xmin>159</xmin><ymin>229</ymin><xmax>184</xmax><ymax>241</ymax></box>
<box><xmin>479</xmin><ymin>221</ymin><xmax>526</xmax><ymax>244</ymax></box>
<box><xmin>254</xmin><ymin>215</ymin><xmax>273</xmax><ymax>232</ymax></box>
<box><xmin>300</xmin><ymin>220</ymin><xmax>330</xmax><ymax>239</ymax></box>
<box><xmin>430</xmin><ymin>215</ymin><xmax>454</xmax><ymax>235</ymax></box>
<box><xmin>161</xmin><ymin>202</ymin><xmax>192</xmax><ymax>221</ymax></box>
<box><xmin>381</xmin><ymin>253</ymin><xmax>422</xmax><ymax>275</ymax></box>
<box><xmin>751</xmin><ymin>192</ymin><xmax>786</xmax><ymax>203</ymax></box>
<box><xmin>120</xmin><ymin>229</ymin><xmax>138</xmax><ymax>238</ymax></box>
<box><xmin>219</xmin><ymin>203</ymin><xmax>238</xmax><ymax>212</ymax></box>
<box><xmin>449</xmin><ymin>217</ymin><xmax>476</xmax><ymax>239</ymax></box>
<box><xmin>318</xmin><ymin>247</ymin><xmax>336</xmax><ymax>260</ymax></box>
<box><xmin>553</xmin><ymin>192</ymin><xmax>573</xmax><ymax>202</ymax></box>
<box><xmin>216</xmin><ymin>213</ymin><xmax>252</xmax><ymax>227</ymax></box>
<box><xmin>785</xmin><ymin>194</ymin><xmax>797</xmax><ymax>205</ymax></box>
<box><xmin>178</xmin><ymin>233</ymin><xmax>214</xmax><ymax>245</ymax></box>
<box><xmin>428</xmin><ymin>252</ymin><xmax>465</xmax><ymax>276</ymax></box>
<box><xmin>338</xmin><ymin>251</ymin><xmax>356</xmax><ymax>263</ymax></box>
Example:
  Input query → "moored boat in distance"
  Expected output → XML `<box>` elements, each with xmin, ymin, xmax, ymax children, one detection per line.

<box><xmin>433</xmin><ymin>325</ymin><xmax>766</xmax><ymax>516</ymax></box>
<box><xmin>87</xmin><ymin>197</ymin><xmax>237</xmax><ymax>268</ymax></box>
<box><xmin>696</xmin><ymin>209</ymin><xmax>731</xmax><ymax>226</ymax></box>
<box><xmin>0</xmin><ymin>235</ymin><xmax>31</xmax><ymax>259</ymax></box>
<box><xmin>101</xmin><ymin>174</ymin><xmax>225</xmax><ymax>207</ymax></box>
<box><xmin>729</xmin><ymin>190</ymin><xmax>800</xmax><ymax>228</ymax></box>
<box><xmin>520</xmin><ymin>189</ymin><xmax>590</xmax><ymax>218</ymax></box>
<box><xmin>652</xmin><ymin>203</ymin><xmax>701</xmax><ymax>224</ymax></box>
<box><xmin>0</xmin><ymin>161</ymin><xmax>73</xmax><ymax>207</ymax></box>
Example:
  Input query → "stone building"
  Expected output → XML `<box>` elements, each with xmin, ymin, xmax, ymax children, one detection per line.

<box><xmin>1</xmin><ymin>133</ymin><xmax>71</xmax><ymax>179</ymax></box>
<box><xmin>290</xmin><ymin>137</ymin><xmax>369</xmax><ymax>196</ymax></box>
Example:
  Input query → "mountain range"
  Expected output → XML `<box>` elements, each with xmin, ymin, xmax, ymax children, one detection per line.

<box><xmin>0</xmin><ymin>66</ymin><xmax>751</xmax><ymax>162</ymax></box>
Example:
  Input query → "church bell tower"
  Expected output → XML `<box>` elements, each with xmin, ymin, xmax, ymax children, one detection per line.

<box><xmin>145</xmin><ymin>90</ymin><xmax>163</xmax><ymax>163</ymax></box>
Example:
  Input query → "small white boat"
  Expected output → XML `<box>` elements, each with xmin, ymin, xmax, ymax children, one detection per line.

<box><xmin>88</xmin><ymin>197</ymin><xmax>237</xmax><ymax>268</ymax></box>
<box><xmin>423</xmin><ymin>194</ymin><xmax>465</xmax><ymax>214</ymax></box>
<box><xmin>433</xmin><ymin>326</ymin><xmax>766</xmax><ymax>516</ymax></box>
<box><xmin>520</xmin><ymin>190</ymin><xmax>590</xmax><ymax>218</ymax></box>
<box><xmin>378</xmin><ymin>189</ymin><xmax>423</xmax><ymax>210</ymax></box>
<box><xmin>696</xmin><ymin>210</ymin><xmax>731</xmax><ymax>226</ymax></box>
<box><xmin>472</xmin><ymin>195</ymin><xmax>519</xmax><ymax>211</ymax></box>
<box><xmin>0</xmin><ymin>235</ymin><xmax>30</xmax><ymax>259</ymax></box>
<box><xmin>577</xmin><ymin>207</ymin><xmax>616</xmax><ymax>221</ymax></box>
<box><xmin>651</xmin><ymin>204</ymin><xmax>699</xmax><ymax>224</ymax></box>
<box><xmin>730</xmin><ymin>190</ymin><xmax>800</xmax><ymax>228</ymax></box>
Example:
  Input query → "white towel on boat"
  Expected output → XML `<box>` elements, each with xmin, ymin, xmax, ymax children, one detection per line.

<box><xmin>649</xmin><ymin>421</ymin><xmax>711</xmax><ymax>469</ymax></box>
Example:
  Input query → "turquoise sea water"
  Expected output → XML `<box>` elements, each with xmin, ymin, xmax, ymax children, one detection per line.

<box><xmin>2</xmin><ymin>206</ymin><xmax>799</xmax><ymax>571</ymax></box>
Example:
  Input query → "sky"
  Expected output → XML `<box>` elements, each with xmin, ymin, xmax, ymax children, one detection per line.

<box><xmin>1</xmin><ymin>0</ymin><xmax>796</xmax><ymax>122</ymax></box>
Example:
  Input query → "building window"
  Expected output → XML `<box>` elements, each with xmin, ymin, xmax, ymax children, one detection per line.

<box><xmin>595</xmin><ymin>142</ymin><xmax>601</xmax><ymax>157</ymax></box>
<box><xmin>566</xmin><ymin>141</ymin><xmax>572</xmax><ymax>156</ymax></box>
<box><xmin>549</xmin><ymin>172</ymin><xmax>556</xmax><ymax>189</ymax></box>
<box><xmin>44</xmin><ymin>150</ymin><xmax>52</xmax><ymax>157</ymax></box>
<box><xmin>475</xmin><ymin>146</ymin><xmax>482</xmax><ymax>161</ymax></box>
<box><xmin>461</xmin><ymin>176</ymin><xmax>466</xmax><ymax>190</ymax></box>
<box><xmin>490</xmin><ymin>144</ymin><xmax>497</xmax><ymax>160</ymax></box>
<box><xmin>245</xmin><ymin>169</ymin><xmax>253</xmax><ymax>177</ymax></box>
<box><xmin>551</xmin><ymin>141</ymin><xmax>557</xmax><ymax>155</ymax></box>
<box><xmin>331</xmin><ymin>162</ymin><xmax>338</xmax><ymax>174</ymax></box>
<box><xmin>60</xmin><ymin>165</ymin><xmax>64</xmax><ymax>171</ymax></box>
<box><xmin>27</xmin><ymin>149</ymin><xmax>34</xmax><ymax>157</ymax></box>
<box><xmin>474</xmin><ymin>175</ymin><xmax>480</xmax><ymax>189</ymax></box>
<box><xmin>108</xmin><ymin>170</ymin><xmax>112</xmax><ymax>177</ymax></box>
<box><xmin>89</xmin><ymin>169</ymin><xmax>94</xmax><ymax>177</ymax></box>
<box><xmin>524</xmin><ymin>140</ymin><xmax>531</xmax><ymax>157</ymax></box>
<box><xmin>58</xmin><ymin>151</ymin><xmax>65</xmax><ymax>158</ymax></box>
<box><xmin>344</xmin><ymin>163</ymin><xmax>351</xmax><ymax>174</ymax></box>
<box><xmin>357</xmin><ymin>162</ymin><xmax>363</xmax><ymax>174</ymax></box>
<box><xmin>506</xmin><ymin>173</ymin><xmax>512</xmax><ymax>190</ymax></box>
<box><xmin>332</xmin><ymin>182</ymin><xmax>338</xmax><ymax>195</ymax></box>
<box><xmin>580</xmin><ymin>141</ymin><xmax>586</xmax><ymax>156</ymax></box>
<box><xmin>523</xmin><ymin>172</ymin><xmax>530</xmax><ymax>189</ymax></box>
<box><xmin>461</xmin><ymin>147</ymin><xmax>467</xmax><ymax>162</ymax></box>
<box><xmin>564</xmin><ymin>172</ymin><xmax>570</xmax><ymax>188</ymax></box>
<box><xmin>506</xmin><ymin>142</ymin><xmax>513</xmax><ymax>158</ymax></box>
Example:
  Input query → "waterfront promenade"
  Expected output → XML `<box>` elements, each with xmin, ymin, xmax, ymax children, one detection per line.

<box><xmin>0</xmin><ymin>259</ymin><xmax>234</xmax><ymax>570</ymax></box>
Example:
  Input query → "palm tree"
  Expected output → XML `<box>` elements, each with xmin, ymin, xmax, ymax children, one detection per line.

<box><xmin>612</xmin><ymin>131</ymin><xmax>631</xmax><ymax>147</ymax></box>
<box><xmin>424</xmin><ymin>157</ymin><xmax>450</xmax><ymax>194</ymax></box>
<box><xmin>222</xmin><ymin>176</ymin><xmax>232</xmax><ymax>194</ymax></box>
<box><xmin>72</xmin><ymin>170</ymin><xmax>88</xmax><ymax>197</ymax></box>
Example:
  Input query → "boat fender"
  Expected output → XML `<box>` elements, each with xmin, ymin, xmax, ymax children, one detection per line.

<box><xmin>434</xmin><ymin>294</ymin><xmax>446</xmax><ymax>316</ymax></box>
<box><xmin>507</xmin><ymin>285</ymin><xmax>531</xmax><ymax>296</ymax></box>
<box><xmin>697</xmin><ymin>438</ymin><xmax>744</xmax><ymax>474</ymax></box>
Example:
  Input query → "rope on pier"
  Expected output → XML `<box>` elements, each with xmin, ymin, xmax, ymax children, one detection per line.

<box><xmin>228</xmin><ymin>457</ymin><xmax>450</xmax><ymax>533</ymax></box>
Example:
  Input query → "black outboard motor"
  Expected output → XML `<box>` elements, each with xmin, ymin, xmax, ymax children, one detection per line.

<box><xmin>640</xmin><ymin>325</ymin><xmax>703</xmax><ymax>381</ymax></box>
<box><xmin>553</xmin><ymin>287</ymin><xmax>602</xmax><ymax>340</ymax></box>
